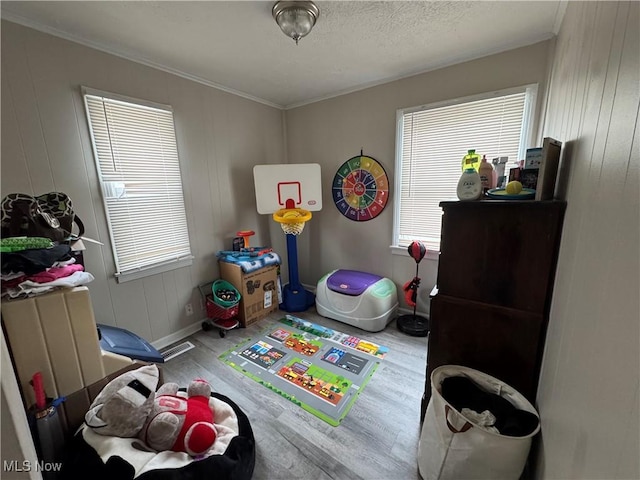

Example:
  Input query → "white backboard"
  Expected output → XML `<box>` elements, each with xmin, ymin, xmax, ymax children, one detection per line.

<box><xmin>253</xmin><ymin>164</ymin><xmax>323</xmax><ymax>214</ymax></box>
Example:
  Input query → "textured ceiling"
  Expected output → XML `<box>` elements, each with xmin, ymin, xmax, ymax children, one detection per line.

<box><xmin>1</xmin><ymin>1</ymin><xmax>565</xmax><ymax>109</ymax></box>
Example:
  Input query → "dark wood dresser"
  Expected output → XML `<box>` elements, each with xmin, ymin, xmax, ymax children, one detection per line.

<box><xmin>421</xmin><ymin>199</ymin><xmax>566</xmax><ymax>421</ymax></box>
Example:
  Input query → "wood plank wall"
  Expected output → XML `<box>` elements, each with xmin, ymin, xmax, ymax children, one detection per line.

<box><xmin>534</xmin><ymin>2</ymin><xmax>639</xmax><ymax>479</ymax></box>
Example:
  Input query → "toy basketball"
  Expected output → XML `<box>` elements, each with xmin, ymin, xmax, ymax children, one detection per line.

<box><xmin>273</xmin><ymin>208</ymin><xmax>312</xmax><ymax>235</ymax></box>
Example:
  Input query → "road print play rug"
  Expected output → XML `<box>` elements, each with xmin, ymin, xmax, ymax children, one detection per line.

<box><xmin>219</xmin><ymin>315</ymin><xmax>389</xmax><ymax>426</ymax></box>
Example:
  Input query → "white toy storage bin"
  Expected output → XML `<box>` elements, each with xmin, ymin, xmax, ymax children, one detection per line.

<box><xmin>315</xmin><ymin>269</ymin><xmax>398</xmax><ymax>332</ymax></box>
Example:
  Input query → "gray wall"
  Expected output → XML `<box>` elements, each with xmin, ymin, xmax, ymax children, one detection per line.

<box><xmin>2</xmin><ymin>2</ymin><xmax>638</xmax><ymax>477</ymax></box>
<box><xmin>1</xmin><ymin>20</ymin><xmax>285</xmax><ymax>346</ymax></box>
<box><xmin>285</xmin><ymin>41</ymin><xmax>552</xmax><ymax>316</ymax></box>
<box><xmin>533</xmin><ymin>2</ymin><xmax>639</xmax><ymax>479</ymax></box>
<box><xmin>1</xmin><ymin>21</ymin><xmax>552</xmax><ymax>337</ymax></box>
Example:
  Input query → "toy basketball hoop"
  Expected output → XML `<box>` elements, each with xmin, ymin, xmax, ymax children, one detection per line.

<box><xmin>273</xmin><ymin>208</ymin><xmax>312</xmax><ymax>236</ymax></box>
<box><xmin>253</xmin><ymin>163</ymin><xmax>321</xmax><ymax>312</ymax></box>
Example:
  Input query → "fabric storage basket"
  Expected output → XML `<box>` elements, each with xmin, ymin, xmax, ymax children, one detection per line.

<box><xmin>418</xmin><ymin>365</ymin><xmax>541</xmax><ymax>480</ymax></box>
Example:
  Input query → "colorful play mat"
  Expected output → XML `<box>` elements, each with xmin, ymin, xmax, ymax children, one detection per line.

<box><xmin>332</xmin><ymin>154</ymin><xmax>390</xmax><ymax>221</ymax></box>
<box><xmin>219</xmin><ymin>315</ymin><xmax>388</xmax><ymax>426</ymax></box>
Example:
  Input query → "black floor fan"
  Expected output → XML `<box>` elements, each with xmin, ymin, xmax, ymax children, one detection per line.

<box><xmin>397</xmin><ymin>241</ymin><xmax>430</xmax><ymax>337</ymax></box>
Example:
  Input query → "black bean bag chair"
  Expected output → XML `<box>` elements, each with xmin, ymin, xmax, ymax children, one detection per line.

<box><xmin>60</xmin><ymin>391</ymin><xmax>255</xmax><ymax>480</ymax></box>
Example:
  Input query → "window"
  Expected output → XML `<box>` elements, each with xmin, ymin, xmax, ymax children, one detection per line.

<box><xmin>83</xmin><ymin>87</ymin><xmax>193</xmax><ymax>282</ymax></box>
<box><xmin>393</xmin><ymin>85</ymin><xmax>537</xmax><ymax>252</ymax></box>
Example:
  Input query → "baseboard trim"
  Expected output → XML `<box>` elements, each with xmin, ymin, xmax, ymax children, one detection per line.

<box><xmin>397</xmin><ymin>307</ymin><xmax>430</xmax><ymax>319</ymax></box>
<box><xmin>151</xmin><ymin>318</ymin><xmax>206</xmax><ymax>351</ymax></box>
<box><xmin>301</xmin><ymin>282</ymin><xmax>316</xmax><ymax>293</ymax></box>
<box><xmin>149</xmin><ymin>304</ymin><xmax>427</xmax><ymax>351</ymax></box>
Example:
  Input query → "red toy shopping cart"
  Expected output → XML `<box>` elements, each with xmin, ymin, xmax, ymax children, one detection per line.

<box><xmin>198</xmin><ymin>280</ymin><xmax>241</xmax><ymax>337</ymax></box>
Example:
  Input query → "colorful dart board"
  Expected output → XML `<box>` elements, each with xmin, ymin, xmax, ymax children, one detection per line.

<box><xmin>332</xmin><ymin>155</ymin><xmax>390</xmax><ymax>221</ymax></box>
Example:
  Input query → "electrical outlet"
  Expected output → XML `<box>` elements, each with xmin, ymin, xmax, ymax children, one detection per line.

<box><xmin>185</xmin><ymin>303</ymin><xmax>193</xmax><ymax>316</ymax></box>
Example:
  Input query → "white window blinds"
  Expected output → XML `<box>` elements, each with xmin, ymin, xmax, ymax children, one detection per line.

<box><xmin>394</xmin><ymin>87</ymin><xmax>535</xmax><ymax>251</ymax></box>
<box><xmin>83</xmin><ymin>88</ymin><xmax>192</xmax><ymax>281</ymax></box>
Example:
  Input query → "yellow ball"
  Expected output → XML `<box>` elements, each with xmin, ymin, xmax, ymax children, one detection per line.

<box><xmin>506</xmin><ymin>181</ymin><xmax>523</xmax><ymax>195</ymax></box>
<box><xmin>282</xmin><ymin>211</ymin><xmax>300</xmax><ymax>219</ymax></box>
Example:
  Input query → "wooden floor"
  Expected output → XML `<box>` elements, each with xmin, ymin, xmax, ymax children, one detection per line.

<box><xmin>160</xmin><ymin>307</ymin><xmax>428</xmax><ymax>480</ymax></box>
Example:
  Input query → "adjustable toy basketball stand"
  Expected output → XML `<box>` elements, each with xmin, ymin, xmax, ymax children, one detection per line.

<box><xmin>397</xmin><ymin>241</ymin><xmax>430</xmax><ymax>337</ymax></box>
<box><xmin>273</xmin><ymin>199</ymin><xmax>315</xmax><ymax>311</ymax></box>
<box><xmin>253</xmin><ymin>163</ymin><xmax>322</xmax><ymax>313</ymax></box>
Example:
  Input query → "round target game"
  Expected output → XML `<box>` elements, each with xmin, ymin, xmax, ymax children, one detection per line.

<box><xmin>332</xmin><ymin>155</ymin><xmax>390</xmax><ymax>221</ymax></box>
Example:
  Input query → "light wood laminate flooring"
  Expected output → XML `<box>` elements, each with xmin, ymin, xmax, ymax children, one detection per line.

<box><xmin>160</xmin><ymin>307</ymin><xmax>428</xmax><ymax>480</ymax></box>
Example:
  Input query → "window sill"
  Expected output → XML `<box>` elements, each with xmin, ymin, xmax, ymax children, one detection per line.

<box><xmin>390</xmin><ymin>245</ymin><xmax>440</xmax><ymax>261</ymax></box>
<box><xmin>115</xmin><ymin>256</ymin><xmax>194</xmax><ymax>283</ymax></box>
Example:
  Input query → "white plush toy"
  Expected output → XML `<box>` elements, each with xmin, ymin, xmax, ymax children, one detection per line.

<box><xmin>85</xmin><ymin>364</ymin><xmax>160</xmax><ymax>438</ymax></box>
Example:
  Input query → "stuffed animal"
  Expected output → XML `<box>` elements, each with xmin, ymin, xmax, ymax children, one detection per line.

<box><xmin>85</xmin><ymin>364</ymin><xmax>160</xmax><ymax>438</ymax></box>
<box><xmin>140</xmin><ymin>379</ymin><xmax>217</xmax><ymax>457</ymax></box>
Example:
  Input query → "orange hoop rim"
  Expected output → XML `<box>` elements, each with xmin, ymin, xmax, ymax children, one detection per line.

<box><xmin>272</xmin><ymin>208</ymin><xmax>312</xmax><ymax>224</ymax></box>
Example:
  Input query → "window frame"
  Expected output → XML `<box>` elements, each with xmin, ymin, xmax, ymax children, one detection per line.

<box><xmin>391</xmin><ymin>84</ymin><xmax>538</xmax><ymax>255</ymax></box>
<box><xmin>82</xmin><ymin>86</ymin><xmax>193</xmax><ymax>283</ymax></box>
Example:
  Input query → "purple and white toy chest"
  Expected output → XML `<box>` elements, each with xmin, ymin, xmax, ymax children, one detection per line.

<box><xmin>315</xmin><ymin>269</ymin><xmax>398</xmax><ymax>332</ymax></box>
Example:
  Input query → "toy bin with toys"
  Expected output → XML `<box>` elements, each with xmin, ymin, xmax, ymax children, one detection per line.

<box><xmin>199</xmin><ymin>280</ymin><xmax>241</xmax><ymax>337</ymax></box>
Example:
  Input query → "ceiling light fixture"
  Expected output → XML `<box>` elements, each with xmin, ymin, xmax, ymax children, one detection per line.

<box><xmin>272</xmin><ymin>1</ymin><xmax>320</xmax><ymax>45</ymax></box>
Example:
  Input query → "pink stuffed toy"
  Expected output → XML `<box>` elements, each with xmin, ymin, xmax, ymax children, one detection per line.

<box><xmin>141</xmin><ymin>379</ymin><xmax>217</xmax><ymax>457</ymax></box>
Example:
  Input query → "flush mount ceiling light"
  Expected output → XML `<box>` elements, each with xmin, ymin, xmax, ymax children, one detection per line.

<box><xmin>272</xmin><ymin>1</ymin><xmax>320</xmax><ymax>45</ymax></box>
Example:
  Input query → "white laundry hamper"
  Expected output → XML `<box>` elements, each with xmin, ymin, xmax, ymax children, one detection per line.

<box><xmin>418</xmin><ymin>365</ymin><xmax>541</xmax><ymax>480</ymax></box>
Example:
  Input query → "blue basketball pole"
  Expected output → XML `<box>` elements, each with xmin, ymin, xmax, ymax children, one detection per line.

<box><xmin>281</xmin><ymin>232</ymin><xmax>315</xmax><ymax>312</ymax></box>
<box><xmin>286</xmin><ymin>233</ymin><xmax>301</xmax><ymax>291</ymax></box>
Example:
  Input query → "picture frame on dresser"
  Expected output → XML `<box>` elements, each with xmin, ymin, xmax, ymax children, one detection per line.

<box><xmin>534</xmin><ymin>137</ymin><xmax>563</xmax><ymax>201</ymax></box>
